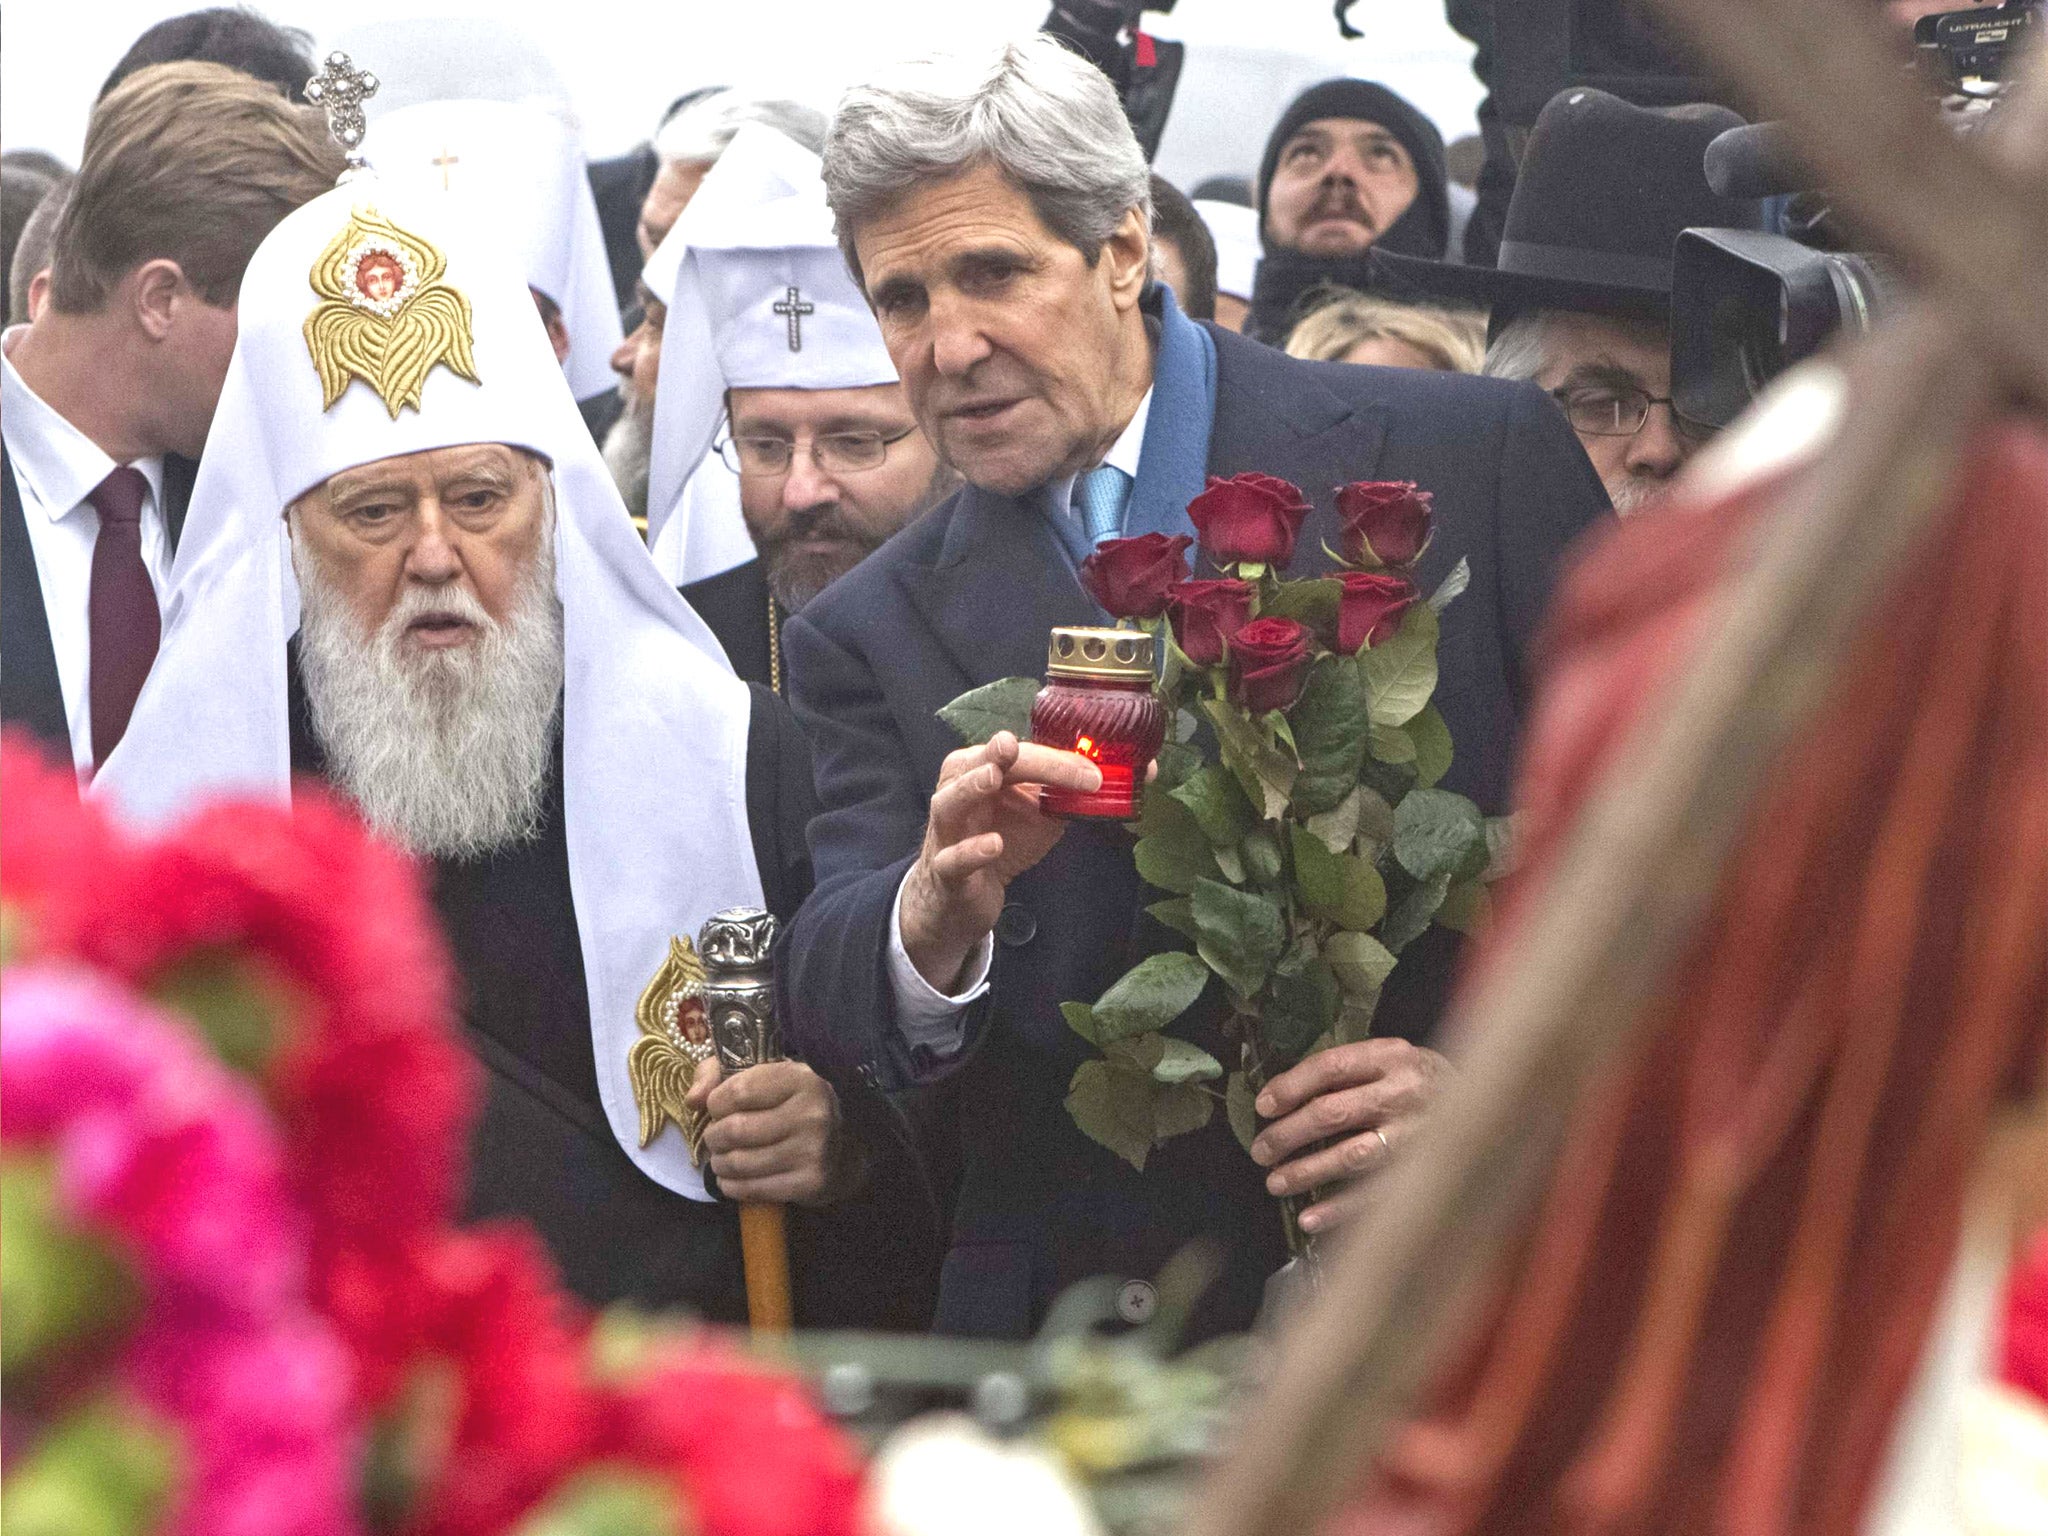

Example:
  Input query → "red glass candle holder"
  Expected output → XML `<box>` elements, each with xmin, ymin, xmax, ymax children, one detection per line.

<box><xmin>1031</xmin><ymin>627</ymin><xmax>1166</xmax><ymax>820</ymax></box>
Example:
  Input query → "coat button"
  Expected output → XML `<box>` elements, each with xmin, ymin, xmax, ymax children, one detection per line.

<box><xmin>995</xmin><ymin>902</ymin><xmax>1038</xmax><ymax>947</ymax></box>
<box><xmin>1116</xmin><ymin>1279</ymin><xmax>1158</xmax><ymax>1325</ymax></box>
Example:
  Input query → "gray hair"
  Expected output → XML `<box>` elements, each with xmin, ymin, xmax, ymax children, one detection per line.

<box><xmin>1481</xmin><ymin>310</ymin><xmax>1558</xmax><ymax>383</ymax></box>
<box><xmin>655</xmin><ymin>90</ymin><xmax>827</xmax><ymax>167</ymax></box>
<box><xmin>823</xmin><ymin>34</ymin><xmax>1152</xmax><ymax>285</ymax></box>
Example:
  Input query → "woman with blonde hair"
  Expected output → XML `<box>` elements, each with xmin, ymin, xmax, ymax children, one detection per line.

<box><xmin>1285</xmin><ymin>291</ymin><xmax>1484</xmax><ymax>373</ymax></box>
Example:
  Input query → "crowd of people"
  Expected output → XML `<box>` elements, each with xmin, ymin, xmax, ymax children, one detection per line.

<box><xmin>0</xmin><ymin>2</ymin><xmax>1971</xmax><ymax>1350</ymax></box>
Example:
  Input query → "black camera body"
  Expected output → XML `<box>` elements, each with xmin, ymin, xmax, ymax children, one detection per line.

<box><xmin>1670</xmin><ymin>2</ymin><xmax>2035</xmax><ymax>428</ymax></box>
<box><xmin>1043</xmin><ymin>0</ymin><xmax>1185</xmax><ymax>161</ymax></box>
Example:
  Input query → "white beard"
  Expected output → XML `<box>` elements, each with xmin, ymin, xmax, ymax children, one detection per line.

<box><xmin>295</xmin><ymin>529</ymin><xmax>565</xmax><ymax>861</ymax></box>
<box><xmin>602</xmin><ymin>389</ymin><xmax>653</xmax><ymax>520</ymax></box>
<box><xmin>1607</xmin><ymin>473</ymin><xmax>1671</xmax><ymax>516</ymax></box>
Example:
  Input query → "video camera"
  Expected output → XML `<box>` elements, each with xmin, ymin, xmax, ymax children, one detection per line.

<box><xmin>1042</xmin><ymin>1</ymin><xmax>1186</xmax><ymax>160</ymax></box>
<box><xmin>1670</xmin><ymin>2</ymin><xmax>2037</xmax><ymax>428</ymax></box>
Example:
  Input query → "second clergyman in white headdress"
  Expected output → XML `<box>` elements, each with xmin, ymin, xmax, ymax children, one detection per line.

<box><xmin>642</xmin><ymin>124</ymin><xmax>956</xmax><ymax>689</ymax></box>
<box><xmin>95</xmin><ymin>94</ymin><xmax>940</xmax><ymax>1327</ymax></box>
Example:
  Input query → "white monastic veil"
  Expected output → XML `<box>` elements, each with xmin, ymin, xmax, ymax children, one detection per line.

<box><xmin>96</xmin><ymin>179</ymin><xmax>759</xmax><ymax>1202</ymax></box>
<box><xmin>641</xmin><ymin>124</ymin><xmax>899</xmax><ymax>587</ymax></box>
<box><xmin>362</xmin><ymin>100</ymin><xmax>625</xmax><ymax>403</ymax></box>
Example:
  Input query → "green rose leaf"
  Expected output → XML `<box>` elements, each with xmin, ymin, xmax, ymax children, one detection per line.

<box><xmin>1324</xmin><ymin>930</ymin><xmax>1398</xmax><ymax>998</ymax></box>
<box><xmin>1061</xmin><ymin>1001</ymin><xmax>1100</xmax><ymax>1046</ymax></box>
<box><xmin>936</xmin><ymin>676</ymin><xmax>1041</xmax><ymax>745</ymax></box>
<box><xmin>1190</xmin><ymin>877</ymin><xmax>1286</xmax><ymax>999</ymax></box>
<box><xmin>1201</xmin><ymin>698</ymin><xmax>1295</xmax><ymax>821</ymax></box>
<box><xmin>1170</xmin><ymin>765</ymin><xmax>1258</xmax><ymax>849</ymax></box>
<box><xmin>1335</xmin><ymin>995</ymin><xmax>1382</xmax><ymax>1044</ymax></box>
<box><xmin>1262</xmin><ymin>576</ymin><xmax>1343</xmax><ymax>636</ymax></box>
<box><xmin>1405</xmin><ymin>702</ymin><xmax>1454</xmax><ymax>789</ymax></box>
<box><xmin>1151</xmin><ymin>1037</ymin><xmax>1224</xmax><ymax>1085</ymax></box>
<box><xmin>1362</xmin><ymin>754</ymin><xmax>1419</xmax><ymax>808</ymax></box>
<box><xmin>1289</xmin><ymin>653</ymin><xmax>1371</xmax><ymax>816</ymax></box>
<box><xmin>1103</xmin><ymin>1033</ymin><xmax>1167</xmax><ymax>1072</ymax></box>
<box><xmin>1132</xmin><ymin>788</ymin><xmax>1221</xmax><ymax>896</ymax></box>
<box><xmin>1145</xmin><ymin>897</ymin><xmax>1201</xmax><ymax>943</ymax></box>
<box><xmin>1359</xmin><ymin>603</ymin><xmax>1440</xmax><ymax>727</ymax></box>
<box><xmin>1153</xmin><ymin>1082</ymin><xmax>1215</xmax><ymax>1142</ymax></box>
<box><xmin>1439</xmin><ymin>878</ymin><xmax>1493</xmax><ymax>934</ymax></box>
<box><xmin>1305</xmin><ymin>786</ymin><xmax>1362</xmax><ymax>854</ymax></box>
<box><xmin>1067</xmin><ymin>1058</ymin><xmax>1161</xmax><ymax>1171</ymax></box>
<box><xmin>1225</xmin><ymin>1071</ymin><xmax>1260</xmax><ymax>1153</ymax></box>
<box><xmin>1263</xmin><ymin>944</ymin><xmax>1341</xmax><ymax>1060</ymax></box>
<box><xmin>1381</xmin><ymin>871</ymin><xmax>1451</xmax><ymax>954</ymax></box>
<box><xmin>1240</xmin><ymin>827</ymin><xmax>1285</xmax><ymax>886</ymax></box>
<box><xmin>1090</xmin><ymin>952</ymin><xmax>1211</xmax><ymax>1043</ymax></box>
<box><xmin>1393</xmin><ymin>787</ymin><xmax>1490</xmax><ymax>883</ymax></box>
<box><xmin>1427</xmin><ymin>555</ymin><xmax>1471</xmax><ymax>613</ymax></box>
<box><xmin>1289</xmin><ymin>825</ymin><xmax>1387</xmax><ymax>931</ymax></box>
<box><xmin>1152</xmin><ymin>740</ymin><xmax>1202</xmax><ymax>793</ymax></box>
<box><xmin>1369</xmin><ymin>723</ymin><xmax>1417</xmax><ymax>764</ymax></box>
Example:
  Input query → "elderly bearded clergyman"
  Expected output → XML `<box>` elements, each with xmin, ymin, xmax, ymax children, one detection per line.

<box><xmin>95</xmin><ymin>159</ymin><xmax>939</xmax><ymax>1327</ymax></box>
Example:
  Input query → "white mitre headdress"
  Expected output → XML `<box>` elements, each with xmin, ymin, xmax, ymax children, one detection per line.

<box><xmin>95</xmin><ymin>173</ymin><xmax>758</xmax><ymax>1203</ymax></box>
<box><xmin>362</xmin><ymin>99</ymin><xmax>624</xmax><ymax>401</ymax></box>
<box><xmin>644</xmin><ymin>123</ymin><xmax>899</xmax><ymax>585</ymax></box>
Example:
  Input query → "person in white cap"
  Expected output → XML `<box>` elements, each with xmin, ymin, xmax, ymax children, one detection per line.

<box><xmin>598</xmin><ymin>94</ymin><xmax>828</xmax><ymax>541</ymax></box>
<box><xmin>362</xmin><ymin>99</ymin><xmax>624</xmax><ymax>438</ymax></box>
<box><xmin>94</xmin><ymin>75</ymin><xmax>939</xmax><ymax>1327</ymax></box>
<box><xmin>646</xmin><ymin>124</ymin><xmax>954</xmax><ymax>692</ymax></box>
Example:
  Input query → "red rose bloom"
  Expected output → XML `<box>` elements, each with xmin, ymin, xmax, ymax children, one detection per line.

<box><xmin>1187</xmin><ymin>473</ymin><xmax>1312</xmax><ymax>569</ymax></box>
<box><xmin>1079</xmin><ymin>533</ymin><xmax>1193</xmax><ymax>619</ymax></box>
<box><xmin>1336</xmin><ymin>571</ymin><xmax>1418</xmax><ymax>653</ymax></box>
<box><xmin>1227</xmin><ymin>616</ymin><xmax>1314</xmax><ymax>714</ymax></box>
<box><xmin>1166</xmin><ymin>578</ymin><xmax>1255</xmax><ymax>667</ymax></box>
<box><xmin>1337</xmin><ymin>480</ymin><xmax>1434</xmax><ymax>569</ymax></box>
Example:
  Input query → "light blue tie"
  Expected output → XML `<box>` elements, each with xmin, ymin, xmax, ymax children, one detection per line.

<box><xmin>1073</xmin><ymin>464</ymin><xmax>1133</xmax><ymax>548</ymax></box>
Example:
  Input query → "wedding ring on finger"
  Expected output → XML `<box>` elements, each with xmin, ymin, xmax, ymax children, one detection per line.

<box><xmin>1374</xmin><ymin>1127</ymin><xmax>1392</xmax><ymax>1155</ymax></box>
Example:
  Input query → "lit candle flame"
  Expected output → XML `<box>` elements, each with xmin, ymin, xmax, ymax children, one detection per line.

<box><xmin>1075</xmin><ymin>736</ymin><xmax>1097</xmax><ymax>759</ymax></box>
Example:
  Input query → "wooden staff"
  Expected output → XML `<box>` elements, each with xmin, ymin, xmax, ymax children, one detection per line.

<box><xmin>698</xmin><ymin>907</ymin><xmax>794</xmax><ymax>1334</ymax></box>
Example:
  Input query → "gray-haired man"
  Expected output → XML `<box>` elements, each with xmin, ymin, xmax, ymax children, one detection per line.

<box><xmin>780</xmin><ymin>36</ymin><xmax>1609</xmax><ymax>1339</ymax></box>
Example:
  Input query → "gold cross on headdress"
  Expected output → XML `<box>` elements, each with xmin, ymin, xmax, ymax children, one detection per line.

<box><xmin>304</xmin><ymin>50</ymin><xmax>380</xmax><ymax>155</ymax></box>
<box><xmin>432</xmin><ymin>145</ymin><xmax>460</xmax><ymax>190</ymax></box>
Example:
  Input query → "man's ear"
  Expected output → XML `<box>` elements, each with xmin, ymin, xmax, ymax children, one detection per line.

<box><xmin>1105</xmin><ymin>205</ymin><xmax>1151</xmax><ymax>314</ymax></box>
<box><xmin>25</xmin><ymin>268</ymin><xmax>51</xmax><ymax>322</ymax></box>
<box><xmin>129</xmin><ymin>258</ymin><xmax>188</xmax><ymax>342</ymax></box>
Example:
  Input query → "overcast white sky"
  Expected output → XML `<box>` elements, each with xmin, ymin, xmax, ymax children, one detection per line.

<box><xmin>2</xmin><ymin>1</ymin><xmax>1481</xmax><ymax>188</ymax></box>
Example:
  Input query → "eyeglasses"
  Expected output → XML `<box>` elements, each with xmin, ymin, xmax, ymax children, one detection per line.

<box><xmin>1550</xmin><ymin>384</ymin><xmax>1716</xmax><ymax>443</ymax></box>
<box><xmin>715</xmin><ymin>425</ymin><xmax>917</xmax><ymax>478</ymax></box>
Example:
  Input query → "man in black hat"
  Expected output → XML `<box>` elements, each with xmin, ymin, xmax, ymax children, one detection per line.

<box><xmin>1246</xmin><ymin>79</ymin><xmax>1451</xmax><ymax>346</ymax></box>
<box><xmin>1374</xmin><ymin>88</ymin><xmax>1764</xmax><ymax>514</ymax></box>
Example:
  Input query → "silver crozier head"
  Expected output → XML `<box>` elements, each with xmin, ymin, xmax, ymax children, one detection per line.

<box><xmin>697</xmin><ymin>907</ymin><xmax>780</xmax><ymax>1072</ymax></box>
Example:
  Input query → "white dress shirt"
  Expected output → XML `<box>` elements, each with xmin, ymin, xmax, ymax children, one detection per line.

<box><xmin>885</xmin><ymin>388</ymin><xmax>1157</xmax><ymax>1056</ymax></box>
<box><xmin>2</xmin><ymin>326</ymin><xmax>170</xmax><ymax>773</ymax></box>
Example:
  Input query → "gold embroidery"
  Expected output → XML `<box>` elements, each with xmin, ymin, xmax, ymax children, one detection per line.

<box><xmin>628</xmin><ymin>934</ymin><xmax>715</xmax><ymax>1163</ymax></box>
<box><xmin>303</xmin><ymin>205</ymin><xmax>478</xmax><ymax>417</ymax></box>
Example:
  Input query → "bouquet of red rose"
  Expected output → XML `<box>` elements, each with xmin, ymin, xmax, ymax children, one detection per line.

<box><xmin>942</xmin><ymin>475</ymin><xmax>1500</xmax><ymax>1255</ymax></box>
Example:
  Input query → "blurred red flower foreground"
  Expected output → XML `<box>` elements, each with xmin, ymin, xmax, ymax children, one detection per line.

<box><xmin>0</xmin><ymin>738</ymin><xmax>865</xmax><ymax>1536</ymax></box>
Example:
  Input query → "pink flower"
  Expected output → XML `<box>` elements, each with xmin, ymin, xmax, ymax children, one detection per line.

<box><xmin>4</xmin><ymin>968</ymin><xmax>304</xmax><ymax>1321</ymax></box>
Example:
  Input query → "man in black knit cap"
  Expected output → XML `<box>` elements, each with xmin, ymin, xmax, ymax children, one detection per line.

<box><xmin>1247</xmin><ymin>79</ymin><xmax>1450</xmax><ymax>345</ymax></box>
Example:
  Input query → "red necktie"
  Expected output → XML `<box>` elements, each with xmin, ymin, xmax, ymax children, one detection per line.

<box><xmin>87</xmin><ymin>465</ymin><xmax>159</xmax><ymax>768</ymax></box>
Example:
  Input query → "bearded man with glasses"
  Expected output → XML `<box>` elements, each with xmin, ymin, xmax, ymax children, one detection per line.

<box><xmin>699</xmin><ymin>388</ymin><xmax>954</xmax><ymax>689</ymax></box>
<box><xmin>647</xmin><ymin>126</ymin><xmax>956</xmax><ymax>693</ymax></box>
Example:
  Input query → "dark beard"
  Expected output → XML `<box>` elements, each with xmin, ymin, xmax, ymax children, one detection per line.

<box><xmin>761</xmin><ymin>458</ymin><xmax>960</xmax><ymax>611</ymax></box>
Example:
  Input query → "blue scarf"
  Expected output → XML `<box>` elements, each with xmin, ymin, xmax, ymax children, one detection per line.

<box><xmin>1044</xmin><ymin>284</ymin><xmax>1218</xmax><ymax>576</ymax></box>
